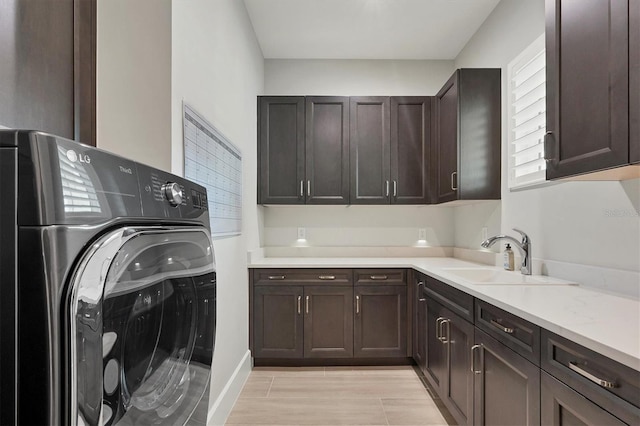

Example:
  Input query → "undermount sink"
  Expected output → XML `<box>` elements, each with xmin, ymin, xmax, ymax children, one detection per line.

<box><xmin>441</xmin><ymin>268</ymin><xmax>577</xmax><ymax>286</ymax></box>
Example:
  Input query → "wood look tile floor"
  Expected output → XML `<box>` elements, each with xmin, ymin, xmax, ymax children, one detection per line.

<box><xmin>226</xmin><ymin>366</ymin><xmax>453</xmax><ymax>426</ymax></box>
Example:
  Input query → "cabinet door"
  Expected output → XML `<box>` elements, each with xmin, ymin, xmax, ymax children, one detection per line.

<box><xmin>390</xmin><ymin>97</ymin><xmax>432</xmax><ymax>204</ymax></box>
<box><xmin>354</xmin><ymin>285</ymin><xmax>407</xmax><ymax>358</ymax></box>
<box><xmin>413</xmin><ymin>277</ymin><xmax>427</xmax><ymax>371</ymax></box>
<box><xmin>442</xmin><ymin>307</ymin><xmax>474</xmax><ymax>426</ymax></box>
<box><xmin>631</xmin><ymin>0</ymin><xmax>640</xmax><ymax>164</ymax></box>
<box><xmin>350</xmin><ymin>97</ymin><xmax>390</xmax><ymax>204</ymax></box>
<box><xmin>474</xmin><ymin>329</ymin><xmax>540</xmax><ymax>426</ymax></box>
<box><xmin>541</xmin><ymin>372</ymin><xmax>628</xmax><ymax>426</ymax></box>
<box><xmin>258</xmin><ymin>97</ymin><xmax>305</xmax><ymax>204</ymax></box>
<box><xmin>545</xmin><ymin>0</ymin><xmax>630</xmax><ymax>178</ymax></box>
<box><xmin>304</xmin><ymin>286</ymin><xmax>353</xmax><ymax>358</ymax></box>
<box><xmin>433</xmin><ymin>73</ymin><xmax>459</xmax><ymax>203</ymax></box>
<box><xmin>253</xmin><ymin>285</ymin><xmax>303</xmax><ymax>358</ymax></box>
<box><xmin>0</xmin><ymin>0</ymin><xmax>96</xmax><ymax>145</ymax></box>
<box><xmin>425</xmin><ymin>299</ymin><xmax>447</xmax><ymax>395</ymax></box>
<box><xmin>305</xmin><ymin>97</ymin><xmax>350</xmax><ymax>204</ymax></box>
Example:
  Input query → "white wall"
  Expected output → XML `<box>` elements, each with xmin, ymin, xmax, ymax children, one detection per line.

<box><xmin>171</xmin><ymin>1</ymin><xmax>264</xmax><ymax>424</ymax></box>
<box><xmin>263</xmin><ymin>59</ymin><xmax>456</xmax><ymax>249</ymax></box>
<box><xmin>96</xmin><ymin>0</ymin><xmax>172</xmax><ymax>170</ymax></box>
<box><xmin>454</xmin><ymin>0</ymin><xmax>640</xmax><ymax>274</ymax></box>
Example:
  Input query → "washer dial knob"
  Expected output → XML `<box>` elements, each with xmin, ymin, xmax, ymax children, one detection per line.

<box><xmin>162</xmin><ymin>182</ymin><xmax>183</xmax><ymax>206</ymax></box>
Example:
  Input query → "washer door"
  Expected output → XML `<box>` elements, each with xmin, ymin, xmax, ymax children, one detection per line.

<box><xmin>70</xmin><ymin>227</ymin><xmax>216</xmax><ymax>426</ymax></box>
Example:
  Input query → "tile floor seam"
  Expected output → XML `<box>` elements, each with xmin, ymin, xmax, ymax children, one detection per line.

<box><xmin>379</xmin><ymin>398</ymin><xmax>390</xmax><ymax>426</ymax></box>
<box><xmin>265</xmin><ymin>376</ymin><xmax>275</xmax><ymax>398</ymax></box>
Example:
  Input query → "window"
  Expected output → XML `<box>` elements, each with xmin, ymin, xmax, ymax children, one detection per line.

<box><xmin>508</xmin><ymin>34</ymin><xmax>546</xmax><ymax>189</ymax></box>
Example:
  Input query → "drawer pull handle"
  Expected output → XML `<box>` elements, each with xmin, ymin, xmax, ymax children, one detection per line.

<box><xmin>297</xmin><ymin>295</ymin><xmax>301</xmax><ymax>314</ymax></box>
<box><xmin>490</xmin><ymin>319</ymin><xmax>514</xmax><ymax>334</ymax></box>
<box><xmin>569</xmin><ymin>362</ymin><xmax>617</xmax><ymax>389</ymax></box>
<box><xmin>268</xmin><ymin>275</ymin><xmax>286</xmax><ymax>280</ymax></box>
<box><xmin>370</xmin><ymin>275</ymin><xmax>388</xmax><ymax>280</ymax></box>
<box><xmin>318</xmin><ymin>275</ymin><xmax>336</xmax><ymax>280</ymax></box>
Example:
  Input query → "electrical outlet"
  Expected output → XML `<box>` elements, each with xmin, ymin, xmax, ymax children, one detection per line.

<box><xmin>418</xmin><ymin>228</ymin><xmax>427</xmax><ymax>240</ymax></box>
<box><xmin>297</xmin><ymin>227</ymin><xmax>306</xmax><ymax>240</ymax></box>
<box><xmin>481</xmin><ymin>227</ymin><xmax>488</xmax><ymax>242</ymax></box>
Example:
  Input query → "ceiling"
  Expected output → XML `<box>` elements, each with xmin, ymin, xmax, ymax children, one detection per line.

<box><xmin>243</xmin><ymin>0</ymin><xmax>501</xmax><ymax>60</ymax></box>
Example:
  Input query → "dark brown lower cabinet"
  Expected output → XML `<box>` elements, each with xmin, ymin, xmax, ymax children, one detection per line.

<box><xmin>304</xmin><ymin>286</ymin><xmax>353</xmax><ymax>358</ymax></box>
<box><xmin>413</xmin><ymin>275</ymin><xmax>427</xmax><ymax>372</ymax></box>
<box><xmin>541</xmin><ymin>372</ymin><xmax>628</xmax><ymax>426</ymax></box>
<box><xmin>253</xmin><ymin>285</ymin><xmax>304</xmax><ymax>358</ymax></box>
<box><xmin>473</xmin><ymin>329</ymin><xmax>540</xmax><ymax>426</ymax></box>
<box><xmin>425</xmin><ymin>299</ymin><xmax>474</xmax><ymax>425</ymax></box>
<box><xmin>354</xmin><ymin>285</ymin><xmax>407</xmax><ymax>358</ymax></box>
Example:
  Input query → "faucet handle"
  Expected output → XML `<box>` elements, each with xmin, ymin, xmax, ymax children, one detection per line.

<box><xmin>512</xmin><ymin>228</ymin><xmax>530</xmax><ymax>244</ymax></box>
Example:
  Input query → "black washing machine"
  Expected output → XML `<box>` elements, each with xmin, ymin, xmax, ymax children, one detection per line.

<box><xmin>0</xmin><ymin>130</ymin><xmax>216</xmax><ymax>425</ymax></box>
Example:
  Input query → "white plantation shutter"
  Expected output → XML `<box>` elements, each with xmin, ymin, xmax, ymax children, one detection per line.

<box><xmin>508</xmin><ymin>35</ymin><xmax>547</xmax><ymax>189</ymax></box>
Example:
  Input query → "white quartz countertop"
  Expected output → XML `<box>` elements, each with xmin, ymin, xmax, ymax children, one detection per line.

<box><xmin>249</xmin><ymin>256</ymin><xmax>640</xmax><ymax>371</ymax></box>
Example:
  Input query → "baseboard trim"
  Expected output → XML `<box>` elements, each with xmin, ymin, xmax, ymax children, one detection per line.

<box><xmin>207</xmin><ymin>350</ymin><xmax>252</xmax><ymax>426</ymax></box>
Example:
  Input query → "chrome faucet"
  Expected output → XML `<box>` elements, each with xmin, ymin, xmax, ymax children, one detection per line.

<box><xmin>481</xmin><ymin>228</ymin><xmax>532</xmax><ymax>275</ymax></box>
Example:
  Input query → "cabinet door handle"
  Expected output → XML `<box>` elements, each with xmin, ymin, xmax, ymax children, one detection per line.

<box><xmin>544</xmin><ymin>131</ymin><xmax>555</xmax><ymax>162</ymax></box>
<box><xmin>204</xmin><ymin>299</ymin><xmax>208</xmax><ymax>315</ymax></box>
<box><xmin>436</xmin><ymin>317</ymin><xmax>445</xmax><ymax>341</ymax></box>
<box><xmin>300</xmin><ymin>180</ymin><xmax>304</xmax><ymax>197</ymax></box>
<box><xmin>385</xmin><ymin>180</ymin><xmax>390</xmax><ymax>197</ymax></box>
<box><xmin>318</xmin><ymin>275</ymin><xmax>335</xmax><ymax>280</ymax></box>
<box><xmin>370</xmin><ymin>275</ymin><xmax>388</xmax><ymax>280</ymax></box>
<box><xmin>268</xmin><ymin>275</ymin><xmax>286</xmax><ymax>280</ymax></box>
<box><xmin>307</xmin><ymin>180</ymin><xmax>311</xmax><ymax>197</ymax></box>
<box><xmin>417</xmin><ymin>281</ymin><xmax>426</xmax><ymax>302</ymax></box>
<box><xmin>440</xmin><ymin>319</ymin><xmax>450</xmax><ymax>344</ymax></box>
<box><xmin>451</xmin><ymin>171</ymin><xmax>458</xmax><ymax>191</ymax></box>
<box><xmin>569</xmin><ymin>362</ymin><xmax>617</xmax><ymax>389</ymax></box>
<box><xmin>297</xmin><ymin>295</ymin><xmax>302</xmax><ymax>314</ymax></box>
<box><xmin>490</xmin><ymin>319</ymin><xmax>514</xmax><ymax>334</ymax></box>
<box><xmin>393</xmin><ymin>180</ymin><xmax>397</xmax><ymax>197</ymax></box>
<box><xmin>356</xmin><ymin>295</ymin><xmax>360</xmax><ymax>314</ymax></box>
<box><xmin>305</xmin><ymin>295</ymin><xmax>310</xmax><ymax>314</ymax></box>
<box><xmin>471</xmin><ymin>344</ymin><xmax>482</xmax><ymax>374</ymax></box>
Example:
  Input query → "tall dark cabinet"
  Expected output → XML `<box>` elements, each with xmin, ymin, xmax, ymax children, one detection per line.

<box><xmin>0</xmin><ymin>0</ymin><xmax>96</xmax><ymax>146</ymax></box>
<box><xmin>390</xmin><ymin>97</ymin><xmax>432</xmax><ymax>204</ymax></box>
<box><xmin>258</xmin><ymin>96</ymin><xmax>350</xmax><ymax>204</ymax></box>
<box><xmin>544</xmin><ymin>0</ymin><xmax>631</xmax><ymax>179</ymax></box>
<box><xmin>433</xmin><ymin>69</ymin><xmax>501</xmax><ymax>203</ymax></box>
<box><xmin>305</xmin><ymin>97</ymin><xmax>350</xmax><ymax>204</ymax></box>
<box><xmin>349</xmin><ymin>97</ymin><xmax>391</xmax><ymax>204</ymax></box>
<box><xmin>258</xmin><ymin>97</ymin><xmax>306</xmax><ymax>204</ymax></box>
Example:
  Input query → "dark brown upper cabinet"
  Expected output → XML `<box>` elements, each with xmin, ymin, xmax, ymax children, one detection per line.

<box><xmin>258</xmin><ymin>96</ymin><xmax>306</xmax><ymax>204</ymax></box>
<box><xmin>545</xmin><ymin>0</ymin><xmax>636</xmax><ymax>178</ymax></box>
<box><xmin>630</xmin><ymin>1</ymin><xmax>639</xmax><ymax>165</ymax></box>
<box><xmin>350</xmin><ymin>96</ymin><xmax>433</xmax><ymax>205</ymax></box>
<box><xmin>433</xmin><ymin>69</ymin><xmax>501</xmax><ymax>204</ymax></box>
<box><xmin>0</xmin><ymin>0</ymin><xmax>96</xmax><ymax>146</ymax></box>
<box><xmin>350</xmin><ymin>97</ymin><xmax>391</xmax><ymax>204</ymax></box>
<box><xmin>305</xmin><ymin>97</ymin><xmax>350</xmax><ymax>204</ymax></box>
<box><xmin>258</xmin><ymin>96</ymin><xmax>349</xmax><ymax>204</ymax></box>
<box><xmin>391</xmin><ymin>97</ymin><xmax>433</xmax><ymax>204</ymax></box>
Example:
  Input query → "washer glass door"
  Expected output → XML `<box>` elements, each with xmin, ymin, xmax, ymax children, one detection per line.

<box><xmin>71</xmin><ymin>227</ymin><xmax>216</xmax><ymax>426</ymax></box>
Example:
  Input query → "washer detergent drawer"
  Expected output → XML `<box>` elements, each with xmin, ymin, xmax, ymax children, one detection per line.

<box><xmin>69</xmin><ymin>227</ymin><xmax>216</xmax><ymax>426</ymax></box>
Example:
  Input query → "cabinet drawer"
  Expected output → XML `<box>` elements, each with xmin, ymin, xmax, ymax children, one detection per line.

<box><xmin>542</xmin><ymin>330</ymin><xmax>640</xmax><ymax>419</ymax></box>
<box><xmin>354</xmin><ymin>269</ymin><xmax>406</xmax><ymax>285</ymax></box>
<box><xmin>253</xmin><ymin>269</ymin><xmax>352</xmax><ymax>286</ymax></box>
<box><xmin>424</xmin><ymin>275</ymin><xmax>473</xmax><ymax>323</ymax></box>
<box><xmin>475</xmin><ymin>299</ymin><xmax>540</xmax><ymax>365</ymax></box>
